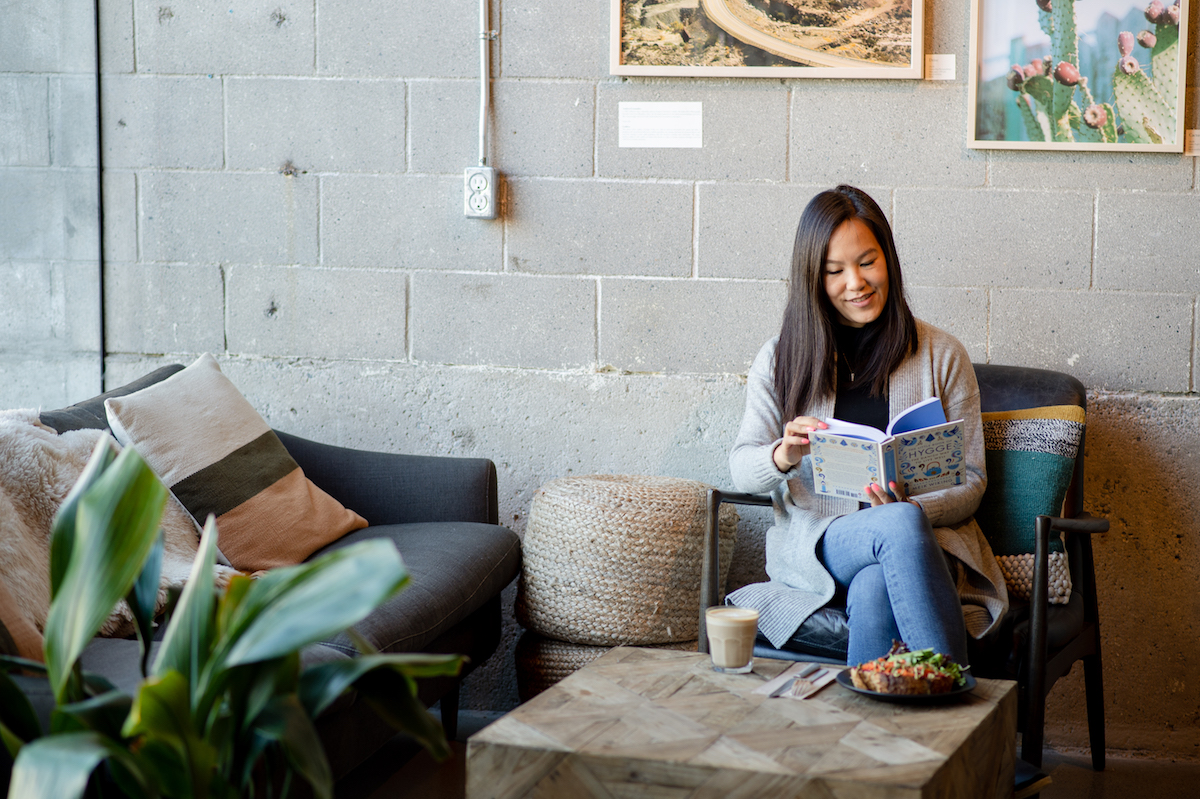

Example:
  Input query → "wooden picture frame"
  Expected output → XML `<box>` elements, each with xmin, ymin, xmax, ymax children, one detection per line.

<box><xmin>968</xmin><ymin>0</ymin><xmax>1189</xmax><ymax>152</ymax></box>
<box><xmin>610</xmin><ymin>0</ymin><xmax>925</xmax><ymax>79</ymax></box>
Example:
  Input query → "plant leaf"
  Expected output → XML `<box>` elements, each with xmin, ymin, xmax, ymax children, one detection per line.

<box><xmin>256</xmin><ymin>694</ymin><xmax>332</xmax><ymax>799</ymax></box>
<box><xmin>51</xmin><ymin>691</ymin><xmax>133</xmax><ymax>740</ymax></box>
<box><xmin>8</xmin><ymin>731</ymin><xmax>148</xmax><ymax>799</ymax></box>
<box><xmin>0</xmin><ymin>655</ymin><xmax>48</xmax><ymax>676</ymax></box>
<box><xmin>152</xmin><ymin>516</ymin><xmax>219</xmax><ymax>697</ymax></box>
<box><xmin>128</xmin><ymin>532</ymin><xmax>165</xmax><ymax>678</ymax></box>
<box><xmin>353</xmin><ymin>669</ymin><xmax>452</xmax><ymax>760</ymax></box>
<box><xmin>219</xmin><ymin>539</ymin><xmax>407</xmax><ymax>668</ymax></box>
<box><xmin>0</xmin><ymin>670</ymin><xmax>43</xmax><ymax>746</ymax></box>
<box><xmin>298</xmin><ymin>654</ymin><xmax>463</xmax><ymax>720</ymax></box>
<box><xmin>44</xmin><ymin>446</ymin><xmax>167</xmax><ymax>703</ymax></box>
<box><xmin>49</xmin><ymin>437</ymin><xmax>119</xmax><ymax>600</ymax></box>
<box><xmin>123</xmin><ymin>670</ymin><xmax>217</xmax><ymax>799</ymax></box>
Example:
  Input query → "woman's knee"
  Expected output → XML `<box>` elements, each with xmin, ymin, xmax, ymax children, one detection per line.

<box><xmin>846</xmin><ymin>563</ymin><xmax>889</xmax><ymax>610</ymax></box>
<box><xmin>876</xmin><ymin>501</ymin><xmax>935</xmax><ymax>546</ymax></box>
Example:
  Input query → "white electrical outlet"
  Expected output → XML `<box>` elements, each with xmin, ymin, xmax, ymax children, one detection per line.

<box><xmin>464</xmin><ymin>166</ymin><xmax>498</xmax><ymax>219</ymax></box>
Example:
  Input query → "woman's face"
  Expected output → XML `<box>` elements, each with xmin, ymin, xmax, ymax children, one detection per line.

<box><xmin>822</xmin><ymin>217</ymin><xmax>889</xmax><ymax>328</ymax></box>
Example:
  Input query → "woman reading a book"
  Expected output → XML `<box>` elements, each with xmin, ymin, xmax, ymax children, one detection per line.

<box><xmin>727</xmin><ymin>185</ymin><xmax>1007</xmax><ymax>667</ymax></box>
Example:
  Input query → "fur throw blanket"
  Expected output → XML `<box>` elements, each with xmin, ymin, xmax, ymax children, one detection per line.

<box><xmin>0</xmin><ymin>409</ymin><xmax>237</xmax><ymax>644</ymax></box>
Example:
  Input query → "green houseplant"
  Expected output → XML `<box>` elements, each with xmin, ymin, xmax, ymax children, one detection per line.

<box><xmin>0</xmin><ymin>439</ymin><xmax>462</xmax><ymax>798</ymax></box>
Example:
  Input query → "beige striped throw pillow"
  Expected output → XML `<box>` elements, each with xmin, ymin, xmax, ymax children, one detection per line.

<box><xmin>104</xmin><ymin>354</ymin><xmax>367</xmax><ymax>572</ymax></box>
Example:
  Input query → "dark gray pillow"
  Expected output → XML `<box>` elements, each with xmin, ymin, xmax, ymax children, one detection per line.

<box><xmin>38</xmin><ymin>365</ymin><xmax>185</xmax><ymax>433</ymax></box>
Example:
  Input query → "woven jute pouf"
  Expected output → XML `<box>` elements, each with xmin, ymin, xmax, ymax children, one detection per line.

<box><xmin>515</xmin><ymin>630</ymin><xmax>697</xmax><ymax>702</ymax></box>
<box><xmin>515</xmin><ymin>474</ymin><xmax>738</xmax><ymax>646</ymax></box>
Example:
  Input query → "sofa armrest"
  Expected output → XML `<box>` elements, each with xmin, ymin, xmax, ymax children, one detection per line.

<box><xmin>275</xmin><ymin>430</ymin><xmax>499</xmax><ymax>527</ymax></box>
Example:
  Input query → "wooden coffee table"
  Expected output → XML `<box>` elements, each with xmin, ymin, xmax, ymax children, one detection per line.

<box><xmin>467</xmin><ymin>646</ymin><xmax>1016</xmax><ymax>798</ymax></box>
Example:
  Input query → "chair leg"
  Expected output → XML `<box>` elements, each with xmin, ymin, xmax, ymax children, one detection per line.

<box><xmin>1021</xmin><ymin>700</ymin><xmax>1045</xmax><ymax>768</ymax></box>
<box><xmin>440</xmin><ymin>682</ymin><xmax>460</xmax><ymax>742</ymax></box>
<box><xmin>1083</xmin><ymin>652</ymin><xmax>1106</xmax><ymax>771</ymax></box>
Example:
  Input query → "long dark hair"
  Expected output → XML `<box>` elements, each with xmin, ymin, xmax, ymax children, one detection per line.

<box><xmin>774</xmin><ymin>185</ymin><xmax>917</xmax><ymax>420</ymax></box>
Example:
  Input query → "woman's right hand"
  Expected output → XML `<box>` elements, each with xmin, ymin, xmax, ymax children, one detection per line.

<box><xmin>773</xmin><ymin>416</ymin><xmax>827</xmax><ymax>472</ymax></box>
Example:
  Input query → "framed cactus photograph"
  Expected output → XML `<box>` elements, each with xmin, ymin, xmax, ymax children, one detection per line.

<box><xmin>611</xmin><ymin>0</ymin><xmax>926</xmax><ymax>79</ymax></box>
<box><xmin>968</xmin><ymin>0</ymin><xmax>1189</xmax><ymax>151</ymax></box>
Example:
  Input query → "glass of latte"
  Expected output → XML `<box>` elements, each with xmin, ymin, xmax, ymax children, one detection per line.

<box><xmin>705</xmin><ymin>606</ymin><xmax>759</xmax><ymax>674</ymax></box>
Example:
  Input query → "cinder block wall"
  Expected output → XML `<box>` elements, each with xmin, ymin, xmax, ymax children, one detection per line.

<box><xmin>0</xmin><ymin>0</ymin><xmax>103</xmax><ymax>406</ymax></box>
<box><xmin>5</xmin><ymin>0</ymin><xmax>1200</xmax><ymax>760</ymax></box>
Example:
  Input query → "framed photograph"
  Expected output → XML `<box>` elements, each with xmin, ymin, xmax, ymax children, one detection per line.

<box><xmin>968</xmin><ymin>0</ymin><xmax>1188</xmax><ymax>152</ymax></box>
<box><xmin>610</xmin><ymin>0</ymin><xmax>925</xmax><ymax>79</ymax></box>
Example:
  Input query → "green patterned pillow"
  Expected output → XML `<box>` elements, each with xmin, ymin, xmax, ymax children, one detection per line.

<box><xmin>975</xmin><ymin>405</ymin><xmax>1086</xmax><ymax>604</ymax></box>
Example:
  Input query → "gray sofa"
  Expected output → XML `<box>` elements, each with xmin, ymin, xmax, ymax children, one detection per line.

<box><xmin>22</xmin><ymin>364</ymin><xmax>523</xmax><ymax>779</ymax></box>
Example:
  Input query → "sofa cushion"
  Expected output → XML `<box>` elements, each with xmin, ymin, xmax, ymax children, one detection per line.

<box><xmin>313</xmin><ymin>522</ymin><xmax>521</xmax><ymax>656</ymax></box>
<box><xmin>103</xmin><ymin>354</ymin><xmax>367</xmax><ymax>572</ymax></box>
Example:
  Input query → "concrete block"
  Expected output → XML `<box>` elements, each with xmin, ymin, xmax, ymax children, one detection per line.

<box><xmin>597</xmin><ymin>83</ymin><xmax>787</xmax><ymax>181</ymax></box>
<box><xmin>411</xmin><ymin>80</ymin><xmax>596</xmax><ymax>178</ymax></box>
<box><xmin>600</xmin><ymin>278</ymin><xmax>785</xmax><ymax>374</ymax></box>
<box><xmin>102</xmin><ymin>262</ymin><xmax>225</xmax><ymax>354</ymax></box>
<box><xmin>0</xmin><ymin>77</ymin><xmax>50</xmax><ymax>166</ymax></box>
<box><xmin>227</xmin><ymin>266</ymin><xmax>407</xmax><ymax>359</ymax></box>
<box><xmin>0</xmin><ymin>355</ymin><xmax>100</xmax><ymax>411</ymax></box>
<box><xmin>926</xmin><ymin>0</ymin><xmax>969</xmax><ymax>59</ymax></box>
<box><xmin>0</xmin><ymin>169</ymin><xmax>99</xmax><ymax>262</ymax></box>
<box><xmin>134</xmin><ymin>1</ymin><xmax>315</xmax><ymax>75</ymax></box>
<box><xmin>212</xmin><ymin>359</ymin><xmax>747</xmax><ymax>527</ymax></box>
<box><xmin>141</xmin><ymin>172</ymin><xmax>318</xmax><ymax>265</ymax></box>
<box><xmin>894</xmin><ymin>188</ymin><xmax>1093</xmax><ymax>288</ymax></box>
<box><xmin>50</xmin><ymin>76</ymin><xmax>97</xmax><ymax>168</ymax></box>
<box><xmin>790</xmin><ymin>83</ymin><xmax>986</xmax><ymax>188</ymax></box>
<box><xmin>988</xmin><ymin>151</ymin><xmax>1192</xmax><ymax>192</ymax></box>
<box><xmin>501</xmin><ymin>0</ymin><xmax>608</xmax><ymax>78</ymax></box>
<box><xmin>317</xmin><ymin>0</ymin><xmax>479</xmax><ymax>77</ymax></box>
<box><xmin>227</xmin><ymin>78</ymin><xmax>405</xmax><ymax>173</ymax></box>
<box><xmin>1094</xmin><ymin>191</ymin><xmax>1200</xmax><ymax>293</ymax></box>
<box><xmin>322</xmin><ymin>175</ymin><xmax>502</xmax><ymax>270</ymax></box>
<box><xmin>698</xmin><ymin>182</ymin><xmax>835</xmax><ymax>280</ymax></box>
<box><xmin>408</xmin><ymin>81</ymin><xmax>478</xmax><ymax>174</ymax></box>
<box><xmin>0</xmin><ymin>261</ymin><xmax>98</xmax><ymax>351</ymax></box>
<box><xmin>100</xmin><ymin>0</ymin><xmax>135</xmax><ymax>74</ymax></box>
<box><xmin>906</xmin><ymin>286</ymin><xmax>988</xmax><ymax>363</ymax></box>
<box><xmin>100</xmin><ymin>76</ymin><xmax>222</xmax><ymax>169</ymax></box>
<box><xmin>412</xmin><ymin>273</ymin><xmax>594</xmax><ymax>369</ymax></box>
<box><xmin>505</xmin><ymin>178</ymin><xmax>693</xmax><ymax>276</ymax></box>
<box><xmin>494</xmin><ymin>81</ymin><xmax>596</xmax><ymax>177</ymax></box>
<box><xmin>101</xmin><ymin>171</ymin><xmax>137</xmax><ymax>264</ymax></box>
<box><xmin>0</xmin><ymin>0</ymin><xmax>95</xmax><ymax>73</ymax></box>
<box><xmin>989</xmin><ymin>289</ymin><xmax>1192</xmax><ymax>392</ymax></box>
<box><xmin>1043</xmin><ymin>392</ymin><xmax>1200</xmax><ymax>754</ymax></box>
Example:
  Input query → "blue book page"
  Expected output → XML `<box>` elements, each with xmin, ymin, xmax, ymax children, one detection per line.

<box><xmin>886</xmin><ymin>396</ymin><xmax>946</xmax><ymax>435</ymax></box>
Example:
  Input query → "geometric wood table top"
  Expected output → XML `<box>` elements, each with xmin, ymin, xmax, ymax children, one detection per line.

<box><xmin>467</xmin><ymin>646</ymin><xmax>1017</xmax><ymax>799</ymax></box>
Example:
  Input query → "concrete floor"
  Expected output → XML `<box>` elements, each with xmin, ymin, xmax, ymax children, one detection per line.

<box><xmin>340</xmin><ymin>712</ymin><xmax>1200</xmax><ymax>799</ymax></box>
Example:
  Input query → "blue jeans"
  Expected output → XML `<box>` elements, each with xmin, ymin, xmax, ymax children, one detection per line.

<box><xmin>820</xmin><ymin>502</ymin><xmax>968</xmax><ymax>666</ymax></box>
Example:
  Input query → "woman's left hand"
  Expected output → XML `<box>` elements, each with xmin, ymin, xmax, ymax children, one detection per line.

<box><xmin>865</xmin><ymin>480</ymin><xmax>910</xmax><ymax>507</ymax></box>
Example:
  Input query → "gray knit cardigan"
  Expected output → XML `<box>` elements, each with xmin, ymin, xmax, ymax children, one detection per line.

<box><xmin>727</xmin><ymin>320</ymin><xmax>1009</xmax><ymax>648</ymax></box>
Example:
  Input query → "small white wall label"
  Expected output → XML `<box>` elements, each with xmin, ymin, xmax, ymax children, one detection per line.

<box><xmin>619</xmin><ymin>102</ymin><xmax>703</xmax><ymax>148</ymax></box>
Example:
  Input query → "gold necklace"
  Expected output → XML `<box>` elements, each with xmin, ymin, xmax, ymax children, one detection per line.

<box><xmin>839</xmin><ymin>350</ymin><xmax>856</xmax><ymax>382</ymax></box>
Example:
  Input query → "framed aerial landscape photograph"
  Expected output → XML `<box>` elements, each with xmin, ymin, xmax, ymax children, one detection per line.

<box><xmin>610</xmin><ymin>0</ymin><xmax>925</xmax><ymax>79</ymax></box>
<box><xmin>968</xmin><ymin>0</ymin><xmax>1188</xmax><ymax>152</ymax></box>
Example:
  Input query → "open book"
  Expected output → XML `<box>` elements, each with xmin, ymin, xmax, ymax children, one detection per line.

<box><xmin>808</xmin><ymin>397</ymin><xmax>965</xmax><ymax>502</ymax></box>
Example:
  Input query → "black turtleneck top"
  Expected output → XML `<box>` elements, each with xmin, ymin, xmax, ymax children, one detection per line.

<box><xmin>832</xmin><ymin>322</ymin><xmax>889</xmax><ymax>432</ymax></box>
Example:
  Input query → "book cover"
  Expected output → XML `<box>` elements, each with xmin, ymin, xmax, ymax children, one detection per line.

<box><xmin>808</xmin><ymin>399</ymin><xmax>965</xmax><ymax>502</ymax></box>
